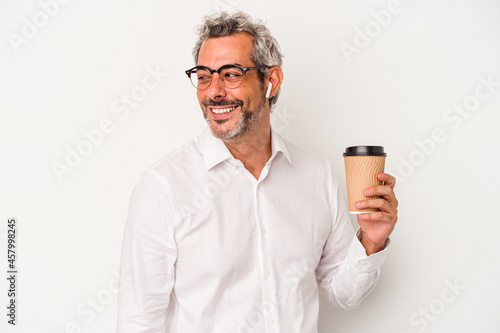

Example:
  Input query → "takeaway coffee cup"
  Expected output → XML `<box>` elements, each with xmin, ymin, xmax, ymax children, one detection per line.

<box><xmin>343</xmin><ymin>146</ymin><xmax>386</xmax><ymax>214</ymax></box>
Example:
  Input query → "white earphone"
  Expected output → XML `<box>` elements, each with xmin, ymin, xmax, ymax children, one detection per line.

<box><xmin>265</xmin><ymin>82</ymin><xmax>272</xmax><ymax>99</ymax></box>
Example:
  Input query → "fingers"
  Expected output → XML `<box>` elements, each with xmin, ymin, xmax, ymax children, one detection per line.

<box><xmin>357</xmin><ymin>211</ymin><xmax>389</xmax><ymax>222</ymax></box>
<box><xmin>357</xmin><ymin>207</ymin><xmax>398</xmax><ymax>222</ymax></box>
<box><xmin>355</xmin><ymin>173</ymin><xmax>399</xmax><ymax>254</ymax></box>
<box><xmin>362</xmin><ymin>173</ymin><xmax>397</xmax><ymax>202</ymax></box>
<box><xmin>356</xmin><ymin>172</ymin><xmax>398</xmax><ymax>221</ymax></box>
<box><xmin>355</xmin><ymin>198</ymin><xmax>398</xmax><ymax>220</ymax></box>
<box><xmin>378</xmin><ymin>172</ymin><xmax>396</xmax><ymax>189</ymax></box>
<box><xmin>355</xmin><ymin>198</ymin><xmax>391</xmax><ymax>212</ymax></box>
<box><xmin>355</xmin><ymin>172</ymin><xmax>398</xmax><ymax>218</ymax></box>
<box><xmin>363</xmin><ymin>184</ymin><xmax>395</xmax><ymax>200</ymax></box>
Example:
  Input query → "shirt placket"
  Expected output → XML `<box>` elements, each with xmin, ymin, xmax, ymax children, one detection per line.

<box><xmin>253</xmin><ymin>171</ymin><xmax>281</xmax><ymax>333</ymax></box>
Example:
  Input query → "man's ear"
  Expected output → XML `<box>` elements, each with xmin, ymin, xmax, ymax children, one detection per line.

<box><xmin>266</xmin><ymin>66</ymin><xmax>284</xmax><ymax>99</ymax></box>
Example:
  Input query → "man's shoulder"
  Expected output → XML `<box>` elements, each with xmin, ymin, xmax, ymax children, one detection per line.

<box><xmin>279</xmin><ymin>134</ymin><xmax>331</xmax><ymax>168</ymax></box>
<box><xmin>274</xmin><ymin>135</ymin><xmax>341</xmax><ymax>193</ymax></box>
<box><xmin>145</xmin><ymin>134</ymin><xmax>204</xmax><ymax>179</ymax></box>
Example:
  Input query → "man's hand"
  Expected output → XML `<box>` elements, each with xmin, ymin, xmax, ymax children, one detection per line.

<box><xmin>355</xmin><ymin>172</ymin><xmax>398</xmax><ymax>255</ymax></box>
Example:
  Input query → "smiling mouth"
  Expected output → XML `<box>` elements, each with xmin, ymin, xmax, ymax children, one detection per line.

<box><xmin>211</xmin><ymin>106</ymin><xmax>237</xmax><ymax>114</ymax></box>
<box><xmin>208</xmin><ymin>105</ymin><xmax>240</xmax><ymax>120</ymax></box>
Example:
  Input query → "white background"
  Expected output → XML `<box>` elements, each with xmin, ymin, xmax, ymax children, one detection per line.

<box><xmin>1</xmin><ymin>0</ymin><xmax>500</xmax><ymax>332</ymax></box>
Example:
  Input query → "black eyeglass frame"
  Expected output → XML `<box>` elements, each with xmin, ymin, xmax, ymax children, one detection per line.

<box><xmin>185</xmin><ymin>64</ymin><xmax>270</xmax><ymax>90</ymax></box>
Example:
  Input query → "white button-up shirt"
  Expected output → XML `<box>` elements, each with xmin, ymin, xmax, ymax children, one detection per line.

<box><xmin>117</xmin><ymin>127</ymin><xmax>389</xmax><ymax>333</ymax></box>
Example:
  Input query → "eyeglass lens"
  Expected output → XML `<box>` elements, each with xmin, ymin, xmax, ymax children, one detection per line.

<box><xmin>190</xmin><ymin>66</ymin><xmax>244</xmax><ymax>89</ymax></box>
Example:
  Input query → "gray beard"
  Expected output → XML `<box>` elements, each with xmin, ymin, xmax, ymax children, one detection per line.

<box><xmin>204</xmin><ymin>98</ymin><xmax>266</xmax><ymax>141</ymax></box>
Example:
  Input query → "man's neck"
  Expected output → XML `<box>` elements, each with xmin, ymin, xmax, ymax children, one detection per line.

<box><xmin>223</xmin><ymin>126</ymin><xmax>272</xmax><ymax>180</ymax></box>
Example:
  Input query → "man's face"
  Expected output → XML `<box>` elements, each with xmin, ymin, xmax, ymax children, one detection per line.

<box><xmin>196</xmin><ymin>32</ymin><xmax>267</xmax><ymax>141</ymax></box>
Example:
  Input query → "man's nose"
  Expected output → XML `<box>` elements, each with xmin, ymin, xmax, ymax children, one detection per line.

<box><xmin>207</xmin><ymin>74</ymin><xmax>227</xmax><ymax>100</ymax></box>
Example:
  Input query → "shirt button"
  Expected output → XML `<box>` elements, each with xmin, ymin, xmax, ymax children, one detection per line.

<box><xmin>265</xmin><ymin>270</ymin><xmax>271</xmax><ymax>277</ymax></box>
<box><xmin>231</xmin><ymin>160</ymin><xmax>238</xmax><ymax>166</ymax></box>
<box><xmin>359</xmin><ymin>260</ymin><xmax>367</xmax><ymax>266</ymax></box>
<box><xmin>269</xmin><ymin>316</ymin><xmax>275</xmax><ymax>323</ymax></box>
<box><xmin>261</xmin><ymin>227</ymin><xmax>266</xmax><ymax>234</ymax></box>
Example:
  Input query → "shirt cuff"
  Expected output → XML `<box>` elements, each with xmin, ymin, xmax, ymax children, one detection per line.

<box><xmin>348</xmin><ymin>228</ymin><xmax>390</xmax><ymax>273</ymax></box>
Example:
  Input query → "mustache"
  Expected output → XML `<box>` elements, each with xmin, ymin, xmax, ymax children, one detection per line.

<box><xmin>203</xmin><ymin>99</ymin><xmax>244</xmax><ymax>107</ymax></box>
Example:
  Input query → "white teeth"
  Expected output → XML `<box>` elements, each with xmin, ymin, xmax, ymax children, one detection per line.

<box><xmin>212</xmin><ymin>106</ymin><xmax>236</xmax><ymax>114</ymax></box>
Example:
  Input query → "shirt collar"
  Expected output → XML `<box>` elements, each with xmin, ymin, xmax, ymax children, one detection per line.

<box><xmin>270</xmin><ymin>128</ymin><xmax>292</xmax><ymax>165</ymax></box>
<box><xmin>199</xmin><ymin>126</ymin><xmax>292</xmax><ymax>171</ymax></box>
<box><xmin>199</xmin><ymin>127</ymin><xmax>233</xmax><ymax>170</ymax></box>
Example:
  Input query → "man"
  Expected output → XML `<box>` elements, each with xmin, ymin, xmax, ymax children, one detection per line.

<box><xmin>117</xmin><ymin>11</ymin><xmax>398</xmax><ymax>333</ymax></box>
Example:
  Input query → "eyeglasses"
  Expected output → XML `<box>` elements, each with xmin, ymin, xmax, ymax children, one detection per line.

<box><xmin>185</xmin><ymin>64</ymin><xmax>269</xmax><ymax>90</ymax></box>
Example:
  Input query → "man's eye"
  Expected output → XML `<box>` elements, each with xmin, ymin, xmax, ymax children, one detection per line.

<box><xmin>224</xmin><ymin>72</ymin><xmax>242</xmax><ymax>79</ymax></box>
<box><xmin>197</xmin><ymin>75</ymin><xmax>211</xmax><ymax>81</ymax></box>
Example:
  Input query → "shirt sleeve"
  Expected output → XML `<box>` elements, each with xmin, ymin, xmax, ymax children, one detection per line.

<box><xmin>315</xmin><ymin>159</ymin><xmax>390</xmax><ymax>311</ymax></box>
<box><xmin>117</xmin><ymin>171</ymin><xmax>178</xmax><ymax>332</ymax></box>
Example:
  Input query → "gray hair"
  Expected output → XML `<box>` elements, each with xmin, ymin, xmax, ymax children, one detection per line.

<box><xmin>192</xmin><ymin>11</ymin><xmax>283</xmax><ymax>108</ymax></box>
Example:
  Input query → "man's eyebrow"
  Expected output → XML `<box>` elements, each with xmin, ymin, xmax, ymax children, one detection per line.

<box><xmin>219</xmin><ymin>63</ymin><xmax>243</xmax><ymax>68</ymax></box>
<box><xmin>195</xmin><ymin>63</ymin><xmax>253</xmax><ymax>71</ymax></box>
<box><xmin>195</xmin><ymin>63</ymin><xmax>242</xmax><ymax>68</ymax></box>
